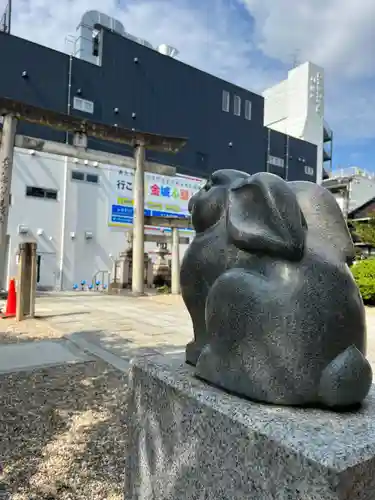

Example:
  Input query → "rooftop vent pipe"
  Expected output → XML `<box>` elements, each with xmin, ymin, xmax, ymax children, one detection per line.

<box><xmin>157</xmin><ymin>44</ymin><xmax>179</xmax><ymax>58</ymax></box>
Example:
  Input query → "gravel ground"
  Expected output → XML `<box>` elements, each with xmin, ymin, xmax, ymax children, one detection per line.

<box><xmin>0</xmin><ymin>361</ymin><xmax>128</xmax><ymax>500</ymax></box>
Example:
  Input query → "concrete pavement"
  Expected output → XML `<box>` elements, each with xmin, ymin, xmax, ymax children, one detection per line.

<box><xmin>38</xmin><ymin>293</ymin><xmax>192</xmax><ymax>360</ymax></box>
<box><xmin>0</xmin><ymin>339</ymin><xmax>93</xmax><ymax>374</ymax></box>
<box><xmin>2</xmin><ymin>292</ymin><xmax>375</xmax><ymax>374</ymax></box>
<box><xmin>0</xmin><ymin>293</ymin><xmax>193</xmax><ymax>373</ymax></box>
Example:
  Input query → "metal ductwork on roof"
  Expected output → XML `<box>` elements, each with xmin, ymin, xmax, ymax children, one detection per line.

<box><xmin>75</xmin><ymin>10</ymin><xmax>125</xmax><ymax>63</ymax></box>
<box><xmin>75</xmin><ymin>10</ymin><xmax>179</xmax><ymax>64</ymax></box>
<box><xmin>157</xmin><ymin>44</ymin><xmax>179</xmax><ymax>58</ymax></box>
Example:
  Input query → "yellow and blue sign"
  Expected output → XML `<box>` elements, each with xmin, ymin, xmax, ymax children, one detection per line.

<box><xmin>110</xmin><ymin>204</ymin><xmax>189</xmax><ymax>225</ymax></box>
<box><xmin>108</xmin><ymin>166</ymin><xmax>203</xmax><ymax>232</ymax></box>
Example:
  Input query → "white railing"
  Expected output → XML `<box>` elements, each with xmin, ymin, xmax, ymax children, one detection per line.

<box><xmin>328</xmin><ymin>167</ymin><xmax>375</xmax><ymax>180</ymax></box>
<box><xmin>323</xmin><ymin>121</ymin><xmax>333</xmax><ymax>139</ymax></box>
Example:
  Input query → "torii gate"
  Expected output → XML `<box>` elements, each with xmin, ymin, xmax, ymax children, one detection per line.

<box><xmin>0</xmin><ymin>97</ymin><xmax>187</xmax><ymax>295</ymax></box>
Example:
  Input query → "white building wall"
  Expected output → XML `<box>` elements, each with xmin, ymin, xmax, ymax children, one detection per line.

<box><xmin>331</xmin><ymin>193</ymin><xmax>346</xmax><ymax>213</ymax></box>
<box><xmin>8</xmin><ymin>149</ymin><xmax>65</xmax><ymax>288</ymax></box>
<box><xmin>263</xmin><ymin>80</ymin><xmax>287</xmax><ymax>133</ymax></box>
<box><xmin>263</xmin><ymin>61</ymin><xmax>325</xmax><ymax>184</ymax></box>
<box><xmin>61</xmin><ymin>162</ymin><xmax>126</xmax><ymax>289</ymax></box>
<box><xmin>7</xmin><ymin>149</ymin><xmax>195</xmax><ymax>291</ymax></box>
<box><xmin>349</xmin><ymin>176</ymin><xmax>375</xmax><ymax>214</ymax></box>
<box><xmin>323</xmin><ymin>169</ymin><xmax>375</xmax><ymax>216</ymax></box>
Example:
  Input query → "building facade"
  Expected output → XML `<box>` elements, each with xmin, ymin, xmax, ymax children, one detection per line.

<box><xmin>0</xmin><ymin>10</ymin><xmax>329</xmax><ymax>290</ymax></box>
<box><xmin>263</xmin><ymin>62</ymin><xmax>332</xmax><ymax>183</ymax></box>
<box><xmin>322</xmin><ymin>168</ymin><xmax>375</xmax><ymax>218</ymax></box>
<box><xmin>6</xmin><ymin>148</ymin><xmax>201</xmax><ymax>291</ymax></box>
<box><xmin>0</xmin><ymin>9</ymin><xmax>318</xmax><ymax>183</ymax></box>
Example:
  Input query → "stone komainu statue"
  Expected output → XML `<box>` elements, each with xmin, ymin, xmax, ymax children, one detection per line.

<box><xmin>180</xmin><ymin>170</ymin><xmax>373</xmax><ymax>410</ymax></box>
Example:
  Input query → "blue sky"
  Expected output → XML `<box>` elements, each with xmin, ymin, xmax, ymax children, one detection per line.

<box><xmin>3</xmin><ymin>0</ymin><xmax>375</xmax><ymax>171</ymax></box>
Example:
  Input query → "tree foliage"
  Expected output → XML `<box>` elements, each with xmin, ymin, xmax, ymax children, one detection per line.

<box><xmin>351</xmin><ymin>216</ymin><xmax>375</xmax><ymax>246</ymax></box>
<box><xmin>351</xmin><ymin>258</ymin><xmax>375</xmax><ymax>305</ymax></box>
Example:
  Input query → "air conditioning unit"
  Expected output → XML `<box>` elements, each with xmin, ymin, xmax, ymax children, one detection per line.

<box><xmin>17</xmin><ymin>224</ymin><xmax>29</xmax><ymax>235</ymax></box>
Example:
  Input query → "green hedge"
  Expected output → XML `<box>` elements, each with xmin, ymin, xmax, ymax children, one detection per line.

<box><xmin>351</xmin><ymin>258</ymin><xmax>375</xmax><ymax>305</ymax></box>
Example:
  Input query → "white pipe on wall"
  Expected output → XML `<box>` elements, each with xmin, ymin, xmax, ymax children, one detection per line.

<box><xmin>58</xmin><ymin>156</ymin><xmax>69</xmax><ymax>290</ymax></box>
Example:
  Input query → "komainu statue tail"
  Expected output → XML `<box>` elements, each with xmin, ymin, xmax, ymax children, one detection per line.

<box><xmin>318</xmin><ymin>345</ymin><xmax>372</xmax><ymax>409</ymax></box>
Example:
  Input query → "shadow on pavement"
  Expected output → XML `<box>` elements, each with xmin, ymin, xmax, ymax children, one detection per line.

<box><xmin>35</xmin><ymin>312</ymin><xmax>90</xmax><ymax>320</ymax></box>
<box><xmin>66</xmin><ymin>329</ymin><xmax>186</xmax><ymax>363</ymax></box>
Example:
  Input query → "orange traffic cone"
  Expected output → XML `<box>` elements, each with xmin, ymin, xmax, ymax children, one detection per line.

<box><xmin>3</xmin><ymin>278</ymin><xmax>16</xmax><ymax>318</ymax></box>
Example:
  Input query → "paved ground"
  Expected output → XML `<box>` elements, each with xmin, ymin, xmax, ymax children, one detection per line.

<box><xmin>364</xmin><ymin>307</ymin><xmax>375</xmax><ymax>364</ymax></box>
<box><xmin>1</xmin><ymin>292</ymin><xmax>375</xmax><ymax>370</ymax></box>
<box><xmin>45</xmin><ymin>292</ymin><xmax>192</xmax><ymax>363</ymax></box>
<box><xmin>0</xmin><ymin>339</ymin><xmax>92</xmax><ymax>374</ymax></box>
<box><xmin>0</xmin><ymin>292</ymin><xmax>192</xmax><ymax>371</ymax></box>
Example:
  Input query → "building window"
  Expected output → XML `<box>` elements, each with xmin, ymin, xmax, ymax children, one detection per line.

<box><xmin>304</xmin><ymin>165</ymin><xmax>314</xmax><ymax>177</ymax></box>
<box><xmin>222</xmin><ymin>90</ymin><xmax>230</xmax><ymax>112</ymax></box>
<box><xmin>86</xmin><ymin>173</ymin><xmax>99</xmax><ymax>183</ymax></box>
<box><xmin>71</xmin><ymin>170</ymin><xmax>99</xmax><ymax>184</ymax></box>
<box><xmin>268</xmin><ymin>156</ymin><xmax>285</xmax><ymax>168</ymax></box>
<box><xmin>245</xmin><ymin>100</ymin><xmax>252</xmax><ymax>120</ymax></box>
<box><xmin>26</xmin><ymin>186</ymin><xmax>58</xmax><ymax>200</ymax></box>
<box><xmin>73</xmin><ymin>96</ymin><xmax>94</xmax><ymax>114</ymax></box>
<box><xmin>234</xmin><ymin>95</ymin><xmax>241</xmax><ymax>116</ymax></box>
<box><xmin>71</xmin><ymin>170</ymin><xmax>85</xmax><ymax>181</ymax></box>
<box><xmin>45</xmin><ymin>190</ymin><xmax>58</xmax><ymax>200</ymax></box>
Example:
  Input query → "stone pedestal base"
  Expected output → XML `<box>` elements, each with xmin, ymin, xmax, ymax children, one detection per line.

<box><xmin>125</xmin><ymin>354</ymin><xmax>375</xmax><ymax>500</ymax></box>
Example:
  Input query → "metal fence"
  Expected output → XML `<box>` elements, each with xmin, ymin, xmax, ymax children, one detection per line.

<box><xmin>329</xmin><ymin>167</ymin><xmax>375</xmax><ymax>180</ymax></box>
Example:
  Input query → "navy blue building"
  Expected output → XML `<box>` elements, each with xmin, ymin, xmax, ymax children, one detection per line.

<box><xmin>0</xmin><ymin>15</ymin><xmax>317</xmax><ymax>182</ymax></box>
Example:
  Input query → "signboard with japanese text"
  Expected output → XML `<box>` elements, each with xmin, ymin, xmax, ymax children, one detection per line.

<box><xmin>108</xmin><ymin>166</ymin><xmax>205</xmax><ymax>233</ymax></box>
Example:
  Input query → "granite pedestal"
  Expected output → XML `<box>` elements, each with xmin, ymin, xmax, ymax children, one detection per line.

<box><xmin>125</xmin><ymin>354</ymin><xmax>375</xmax><ymax>500</ymax></box>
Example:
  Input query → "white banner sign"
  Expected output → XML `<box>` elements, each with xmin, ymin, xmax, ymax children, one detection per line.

<box><xmin>108</xmin><ymin>166</ymin><xmax>204</xmax><ymax>232</ymax></box>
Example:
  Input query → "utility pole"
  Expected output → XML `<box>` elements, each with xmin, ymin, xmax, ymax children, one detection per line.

<box><xmin>0</xmin><ymin>114</ymin><xmax>17</xmax><ymax>287</ymax></box>
<box><xmin>132</xmin><ymin>142</ymin><xmax>146</xmax><ymax>295</ymax></box>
